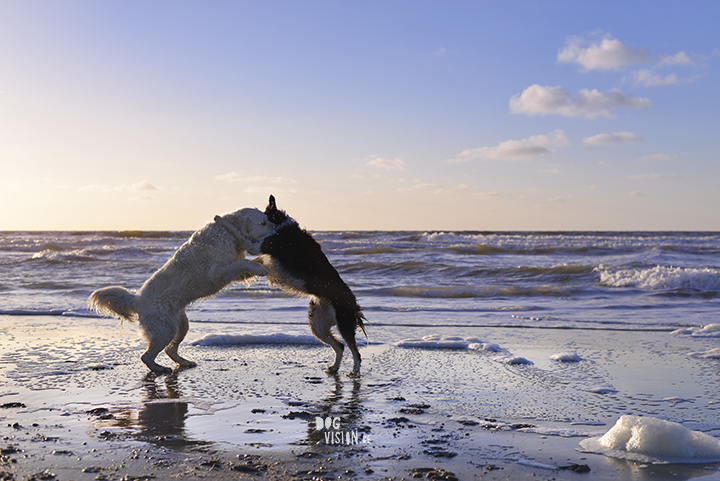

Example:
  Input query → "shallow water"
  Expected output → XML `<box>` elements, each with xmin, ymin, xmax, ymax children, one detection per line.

<box><xmin>1</xmin><ymin>230</ymin><xmax>720</xmax><ymax>477</ymax></box>
<box><xmin>2</xmin><ymin>317</ymin><xmax>720</xmax><ymax>479</ymax></box>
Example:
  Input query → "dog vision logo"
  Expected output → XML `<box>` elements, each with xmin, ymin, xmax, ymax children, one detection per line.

<box><xmin>314</xmin><ymin>416</ymin><xmax>371</xmax><ymax>445</ymax></box>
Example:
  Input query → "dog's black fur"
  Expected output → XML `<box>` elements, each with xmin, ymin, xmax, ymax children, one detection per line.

<box><xmin>259</xmin><ymin>195</ymin><xmax>367</xmax><ymax>375</ymax></box>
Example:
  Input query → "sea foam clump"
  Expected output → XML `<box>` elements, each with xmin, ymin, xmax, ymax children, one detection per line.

<box><xmin>468</xmin><ymin>342</ymin><xmax>504</xmax><ymax>353</ymax></box>
<box><xmin>671</xmin><ymin>324</ymin><xmax>720</xmax><ymax>338</ymax></box>
<box><xmin>550</xmin><ymin>352</ymin><xmax>583</xmax><ymax>362</ymax></box>
<box><xmin>395</xmin><ymin>335</ymin><xmax>534</xmax><ymax>365</ymax></box>
<box><xmin>580</xmin><ymin>415</ymin><xmax>720</xmax><ymax>464</ymax></box>
<box><xmin>688</xmin><ymin>348</ymin><xmax>720</xmax><ymax>360</ymax></box>
<box><xmin>395</xmin><ymin>335</ymin><xmax>482</xmax><ymax>350</ymax></box>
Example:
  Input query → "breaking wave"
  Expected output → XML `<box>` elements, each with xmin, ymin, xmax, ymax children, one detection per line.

<box><xmin>597</xmin><ymin>265</ymin><xmax>720</xmax><ymax>292</ymax></box>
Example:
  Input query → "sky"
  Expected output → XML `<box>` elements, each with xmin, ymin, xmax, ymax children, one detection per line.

<box><xmin>1</xmin><ymin>1</ymin><xmax>719</xmax><ymax>231</ymax></box>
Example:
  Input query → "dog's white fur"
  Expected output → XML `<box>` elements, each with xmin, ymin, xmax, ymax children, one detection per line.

<box><xmin>88</xmin><ymin>208</ymin><xmax>274</xmax><ymax>373</ymax></box>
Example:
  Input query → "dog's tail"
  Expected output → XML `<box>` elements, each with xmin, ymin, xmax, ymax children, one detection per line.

<box><xmin>88</xmin><ymin>286</ymin><xmax>138</xmax><ymax>322</ymax></box>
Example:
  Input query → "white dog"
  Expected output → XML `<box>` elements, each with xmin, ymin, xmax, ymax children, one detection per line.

<box><xmin>88</xmin><ymin>208</ymin><xmax>274</xmax><ymax>373</ymax></box>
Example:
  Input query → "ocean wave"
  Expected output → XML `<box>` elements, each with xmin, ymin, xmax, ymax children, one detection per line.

<box><xmin>372</xmin><ymin>285</ymin><xmax>575</xmax><ymax>299</ymax></box>
<box><xmin>30</xmin><ymin>248</ymin><xmax>96</xmax><ymax>263</ymax></box>
<box><xmin>342</xmin><ymin>246</ymin><xmax>405</xmax><ymax>255</ymax></box>
<box><xmin>597</xmin><ymin>265</ymin><xmax>720</xmax><ymax>292</ymax></box>
<box><xmin>113</xmin><ymin>230</ymin><xmax>187</xmax><ymax>239</ymax></box>
<box><xmin>410</xmin><ymin>231</ymin><xmax>720</xmax><ymax>257</ymax></box>
<box><xmin>0</xmin><ymin>308</ymin><xmax>100</xmax><ymax>317</ymax></box>
<box><xmin>447</xmin><ymin>244</ymin><xmax>511</xmax><ymax>255</ymax></box>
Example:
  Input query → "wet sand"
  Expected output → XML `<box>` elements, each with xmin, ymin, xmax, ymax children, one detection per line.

<box><xmin>2</xmin><ymin>315</ymin><xmax>720</xmax><ymax>480</ymax></box>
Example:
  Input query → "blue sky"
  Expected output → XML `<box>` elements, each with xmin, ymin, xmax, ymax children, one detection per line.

<box><xmin>1</xmin><ymin>1</ymin><xmax>718</xmax><ymax>230</ymax></box>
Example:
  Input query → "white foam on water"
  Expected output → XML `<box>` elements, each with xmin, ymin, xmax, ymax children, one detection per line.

<box><xmin>688</xmin><ymin>348</ymin><xmax>720</xmax><ymax>360</ymax></box>
<box><xmin>519</xmin><ymin>426</ymin><xmax>595</xmax><ymax>438</ymax></box>
<box><xmin>468</xmin><ymin>342</ymin><xmax>504</xmax><ymax>353</ymax></box>
<box><xmin>672</xmin><ymin>324</ymin><xmax>720</xmax><ymax>338</ymax></box>
<box><xmin>580</xmin><ymin>415</ymin><xmax>720</xmax><ymax>464</ymax></box>
<box><xmin>550</xmin><ymin>352</ymin><xmax>583</xmax><ymax>362</ymax></box>
<box><xmin>499</xmin><ymin>356</ymin><xmax>533</xmax><ymax>365</ymax></box>
<box><xmin>190</xmin><ymin>332</ymin><xmax>322</xmax><ymax>347</ymax></box>
<box><xmin>659</xmin><ymin>397</ymin><xmax>694</xmax><ymax>405</ymax></box>
<box><xmin>588</xmin><ymin>386</ymin><xmax>618</xmax><ymax>395</ymax></box>
<box><xmin>394</xmin><ymin>334</ymin><xmax>535</xmax><ymax>366</ymax></box>
<box><xmin>516</xmin><ymin>458</ymin><xmax>557</xmax><ymax>470</ymax></box>
<box><xmin>394</xmin><ymin>335</ymin><xmax>482</xmax><ymax>350</ymax></box>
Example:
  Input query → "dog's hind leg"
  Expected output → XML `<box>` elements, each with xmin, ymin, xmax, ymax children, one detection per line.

<box><xmin>309</xmin><ymin>298</ymin><xmax>344</xmax><ymax>374</ymax></box>
<box><xmin>164</xmin><ymin>311</ymin><xmax>197</xmax><ymax>369</ymax></box>
<box><xmin>340</xmin><ymin>333</ymin><xmax>361</xmax><ymax>377</ymax></box>
<box><xmin>141</xmin><ymin>339</ymin><xmax>173</xmax><ymax>374</ymax></box>
<box><xmin>139</xmin><ymin>312</ymin><xmax>176</xmax><ymax>374</ymax></box>
<box><xmin>336</xmin><ymin>305</ymin><xmax>363</xmax><ymax>376</ymax></box>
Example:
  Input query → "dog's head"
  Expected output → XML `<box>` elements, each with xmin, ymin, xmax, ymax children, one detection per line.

<box><xmin>264</xmin><ymin>194</ymin><xmax>289</xmax><ymax>225</ymax></box>
<box><xmin>228</xmin><ymin>207</ymin><xmax>275</xmax><ymax>241</ymax></box>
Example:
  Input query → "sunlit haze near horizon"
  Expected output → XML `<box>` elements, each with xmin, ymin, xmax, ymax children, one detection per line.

<box><xmin>1</xmin><ymin>1</ymin><xmax>719</xmax><ymax>231</ymax></box>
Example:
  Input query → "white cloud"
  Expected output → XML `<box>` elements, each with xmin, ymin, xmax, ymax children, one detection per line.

<box><xmin>473</xmin><ymin>191</ymin><xmax>506</xmax><ymax>198</ymax></box>
<box><xmin>133</xmin><ymin>181</ymin><xmax>158</xmax><ymax>191</ymax></box>
<box><xmin>509</xmin><ymin>84</ymin><xmax>652</xmax><ymax>118</ymax></box>
<box><xmin>366</xmin><ymin>156</ymin><xmax>407</xmax><ymax>170</ymax></box>
<box><xmin>413</xmin><ymin>182</ymin><xmax>468</xmax><ymax>195</ymax></box>
<box><xmin>558</xmin><ymin>33</ymin><xmax>649</xmax><ymax>72</ymax></box>
<box><xmin>78</xmin><ymin>184</ymin><xmax>112</xmax><ymax>192</ymax></box>
<box><xmin>631</xmin><ymin>69</ymin><xmax>679</xmax><ymax>87</ymax></box>
<box><xmin>242</xmin><ymin>185</ymin><xmax>298</xmax><ymax>195</ymax></box>
<box><xmin>638</xmin><ymin>153</ymin><xmax>679</xmax><ymax>162</ymax></box>
<box><xmin>79</xmin><ymin>180</ymin><xmax>159</xmax><ymax>193</ymax></box>
<box><xmin>583</xmin><ymin>131</ymin><xmax>643</xmax><ymax>146</ymax></box>
<box><xmin>626</xmin><ymin>173</ymin><xmax>681</xmax><ymax>181</ymax></box>
<box><xmin>657</xmin><ymin>51</ymin><xmax>694</xmax><ymax>67</ymax></box>
<box><xmin>448</xmin><ymin>129</ymin><xmax>569</xmax><ymax>163</ymax></box>
<box><xmin>216</xmin><ymin>171</ymin><xmax>297</xmax><ymax>184</ymax></box>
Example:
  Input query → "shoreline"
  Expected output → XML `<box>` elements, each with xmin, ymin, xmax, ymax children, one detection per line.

<box><xmin>2</xmin><ymin>315</ymin><xmax>720</xmax><ymax>480</ymax></box>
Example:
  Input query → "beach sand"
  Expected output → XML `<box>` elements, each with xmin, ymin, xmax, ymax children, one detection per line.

<box><xmin>2</xmin><ymin>315</ymin><xmax>720</xmax><ymax>480</ymax></box>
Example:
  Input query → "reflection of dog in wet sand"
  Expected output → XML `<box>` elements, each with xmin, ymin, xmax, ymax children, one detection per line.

<box><xmin>217</xmin><ymin>195</ymin><xmax>367</xmax><ymax>375</ymax></box>
<box><xmin>88</xmin><ymin>208</ymin><xmax>274</xmax><ymax>373</ymax></box>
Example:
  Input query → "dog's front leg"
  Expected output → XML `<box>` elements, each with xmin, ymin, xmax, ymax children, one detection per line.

<box><xmin>216</xmin><ymin>259</ymin><xmax>268</xmax><ymax>285</ymax></box>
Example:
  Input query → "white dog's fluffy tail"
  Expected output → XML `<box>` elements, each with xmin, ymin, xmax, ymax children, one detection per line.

<box><xmin>88</xmin><ymin>286</ymin><xmax>138</xmax><ymax>321</ymax></box>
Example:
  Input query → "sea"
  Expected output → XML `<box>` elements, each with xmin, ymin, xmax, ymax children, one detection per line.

<box><xmin>1</xmin><ymin>230</ymin><xmax>719</xmax><ymax>334</ymax></box>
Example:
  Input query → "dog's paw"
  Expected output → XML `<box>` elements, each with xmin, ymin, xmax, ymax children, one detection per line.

<box><xmin>249</xmin><ymin>262</ymin><xmax>267</xmax><ymax>277</ymax></box>
<box><xmin>149</xmin><ymin>365</ymin><xmax>173</xmax><ymax>375</ymax></box>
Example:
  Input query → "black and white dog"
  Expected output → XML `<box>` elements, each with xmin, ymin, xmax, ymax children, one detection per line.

<box><xmin>217</xmin><ymin>195</ymin><xmax>367</xmax><ymax>375</ymax></box>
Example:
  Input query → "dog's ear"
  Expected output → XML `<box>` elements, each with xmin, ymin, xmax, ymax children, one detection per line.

<box><xmin>264</xmin><ymin>194</ymin><xmax>288</xmax><ymax>225</ymax></box>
